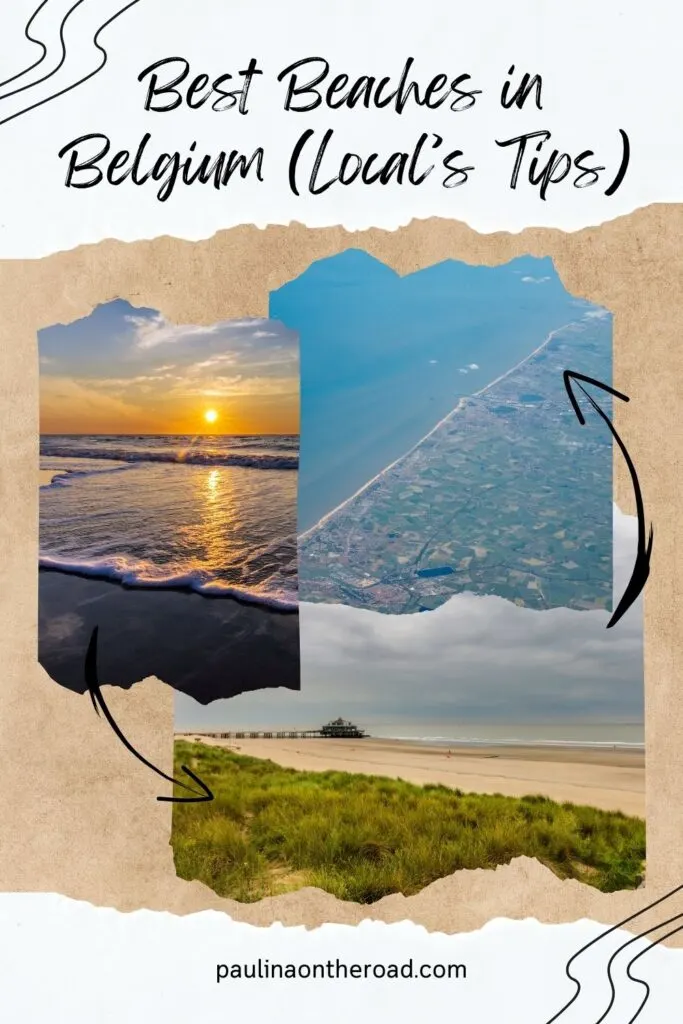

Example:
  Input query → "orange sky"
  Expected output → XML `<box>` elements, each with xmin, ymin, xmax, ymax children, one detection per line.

<box><xmin>39</xmin><ymin>304</ymin><xmax>300</xmax><ymax>435</ymax></box>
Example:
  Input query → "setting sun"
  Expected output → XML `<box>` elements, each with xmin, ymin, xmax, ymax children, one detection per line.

<box><xmin>204</xmin><ymin>408</ymin><xmax>219</xmax><ymax>425</ymax></box>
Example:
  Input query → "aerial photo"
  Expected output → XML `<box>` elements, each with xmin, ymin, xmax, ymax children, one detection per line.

<box><xmin>38</xmin><ymin>301</ymin><xmax>300</xmax><ymax>702</ymax></box>
<box><xmin>290</xmin><ymin>251</ymin><xmax>613</xmax><ymax>614</ymax></box>
<box><xmin>171</xmin><ymin>252</ymin><xmax>645</xmax><ymax>905</ymax></box>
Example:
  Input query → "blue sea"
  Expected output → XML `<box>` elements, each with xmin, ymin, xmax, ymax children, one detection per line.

<box><xmin>364</xmin><ymin>719</ymin><xmax>644</xmax><ymax>750</ymax></box>
<box><xmin>272</xmin><ymin>250</ymin><xmax>591</xmax><ymax>531</ymax></box>
<box><xmin>39</xmin><ymin>434</ymin><xmax>299</xmax><ymax>610</ymax></box>
<box><xmin>173</xmin><ymin>693</ymin><xmax>644</xmax><ymax>749</ymax></box>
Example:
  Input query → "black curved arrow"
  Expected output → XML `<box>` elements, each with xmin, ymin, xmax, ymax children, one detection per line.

<box><xmin>85</xmin><ymin>626</ymin><xmax>214</xmax><ymax>803</ymax></box>
<box><xmin>563</xmin><ymin>370</ymin><xmax>653</xmax><ymax>629</ymax></box>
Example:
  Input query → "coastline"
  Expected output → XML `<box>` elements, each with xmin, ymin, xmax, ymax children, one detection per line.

<box><xmin>38</xmin><ymin>563</ymin><xmax>298</xmax><ymax>613</ymax></box>
<box><xmin>180</xmin><ymin>734</ymin><xmax>645</xmax><ymax>816</ymax></box>
<box><xmin>298</xmin><ymin>321</ymin><xmax>575</xmax><ymax>540</ymax></box>
<box><xmin>38</xmin><ymin>457</ymin><xmax>298</xmax><ymax>612</ymax></box>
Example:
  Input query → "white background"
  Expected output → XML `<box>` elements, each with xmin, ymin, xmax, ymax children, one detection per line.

<box><xmin>0</xmin><ymin>0</ymin><xmax>679</xmax><ymax>256</ymax></box>
<box><xmin>0</xmin><ymin>0</ymin><xmax>680</xmax><ymax>1020</ymax></box>
<box><xmin>0</xmin><ymin>894</ymin><xmax>681</xmax><ymax>1023</ymax></box>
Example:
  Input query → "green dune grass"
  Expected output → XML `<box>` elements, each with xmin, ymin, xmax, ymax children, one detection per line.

<box><xmin>171</xmin><ymin>740</ymin><xmax>645</xmax><ymax>904</ymax></box>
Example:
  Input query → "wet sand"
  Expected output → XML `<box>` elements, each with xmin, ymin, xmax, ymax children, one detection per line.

<box><xmin>181</xmin><ymin>734</ymin><xmax>645</xmax><ymax>816</ymax></box>
<box><xmin>39</xmin><ymin>570</ymin><xmax>300</xmax><ymax>703</ymax></box>
<box><xmin>39</xmin><ymin>466</ymin><xmax>300</xmax><ymax>702</ymax></box>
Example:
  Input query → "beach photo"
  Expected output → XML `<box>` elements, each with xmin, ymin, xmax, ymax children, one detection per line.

<box><xmin>172</xmin><ymin>252</ymin><xmax>644</xmax><ymax>903</ymax></box>
<box><xmin>38</xmin><ymin>302</ymin><xmax>300</xmax><ymax>702</ymax></box>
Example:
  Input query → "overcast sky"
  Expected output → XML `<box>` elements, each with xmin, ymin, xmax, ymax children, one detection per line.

<box><xmin>175</xmin><ymin>505</ymin><xmax>643</xmax><ymax>732</ymax></box>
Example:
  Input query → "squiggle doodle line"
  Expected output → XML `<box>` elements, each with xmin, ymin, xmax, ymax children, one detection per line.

<box><xmin>544</xmin><ymin>882</ymin><xmax>683</xmax><ymax>1023</ymax></box>
<box><xmin>0</xmin><ymin>0</ymin><xmax>142</xmax><ymax>128</ymax></box>
<box><xmin>0</xmin><ymin>0</ymin><xmax>86</xmax><ymax>100</ymax></box>
<box><xmin>0</xmin><ymin>0</ymin><xmax>50</xmax><ymax>90</ymax></box>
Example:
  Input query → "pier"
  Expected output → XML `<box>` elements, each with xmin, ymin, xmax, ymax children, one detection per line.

<box><xmin>200</xmin><ymin>730</ymin><xmax>324</xmax><ymax>740</ymax></box>
<box><xmin>189</xmin><ymin>717</ymin><xmax>368</xmax><ymax>740</ymax></box>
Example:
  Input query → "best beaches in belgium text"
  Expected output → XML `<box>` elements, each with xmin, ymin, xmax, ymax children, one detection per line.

<box><xmin>54</xmin><ymin>56</ymin><xmax>631</xmax><ymax>202</ymax></box>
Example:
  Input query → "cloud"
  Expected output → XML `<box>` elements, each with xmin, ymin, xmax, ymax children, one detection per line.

<box><xmin>183</xmin><ymin>375</ymin><xmax>299</xmax><ymax>398</ymax></box>
<box><xmin>39</xmin><ymin>305</ymin><xmax>299</xmax><ymax>434</ymax></box>
<box><xmin>219</xmin><ymin>318</ymin><xmax>272</xmax><ymax>329</ymax></box>
<box><xmin>91</xmin><ymin>373</ymin><xmax>181</xmax><ymax>389</ymax></box>
<box><xmin>468</xmin><ymin>363</ymin><xmax>479</xmax><ymax>370</ymax></box>
<box><xmin>521</xmin><ymin>276</ymin><xmax>551</xmax><ymax>284</ymax></box>
<box><xmin>40</xmin><ymin>376</ymin><xmax>143</xmax><ymax>426</ymax></box>
<box><xmin>583</xmin><ymin>308</ymin><xmax>611</xmax><ymax>320</ymax></box>
<box><xmin>122</xmin><ymin>314</ymin><xmax>299</xmax><ymax>402</ymax></box>
<box><xmin>189</xmin><ymin>353</ymin><xmax>239</xmax><ymax>374</ymax></box>
<box><xmin>126</xmin><ymin>313</ymin><xmax>223</xmax><ymax>350</ymax></box>
<box><xmin>187</xmin><ymin>349</ymin><xmax>297</xmax><ymax>378</ymax></box>
<box><xmin>184</xmin><ymin>376</ymin><xmax>244</xmax><ymax>396</ymax></box>
<box><xmin>176</xmin><ymin>506</ymin><xmax>643</xmax><ymax>730</ymax></box>
<box><xmin>458</xmin><ymin>368</ymin><xmax>468</xmax><ymax>374</ymax></box>
<box><xmin>125</xmin><ymin>313</ymin><xmax>287</xmax><ymax>351</ymax></box>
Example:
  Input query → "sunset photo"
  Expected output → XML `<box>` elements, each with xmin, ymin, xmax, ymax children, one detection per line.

<box><xmin>38</xmin><ymin>300</ymin><xmax>300</xmax><ymax>702</ymax></box>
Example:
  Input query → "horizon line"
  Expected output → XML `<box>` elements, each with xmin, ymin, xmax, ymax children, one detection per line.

<box><xmin>39</xmin><ymin>430</ymin><xmax>300</xmax><ymax>437</ymax></box>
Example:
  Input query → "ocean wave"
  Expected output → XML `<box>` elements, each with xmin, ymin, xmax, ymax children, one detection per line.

<box><xmin>382</xmin><ymin>735</ymin><xmax>644</xmax><ymax>750</ymax></box>
<box><xmin>40</xmin><ymin>463</ymin><xmax>133</xmax><ymax>487</ymax></box>
<box><xmin>39</xmin><ymin>554</ymin><xmax>298</xmax><ymax>612</ymax></box>
<box><xmin>39</xmin><ymin>446</ymin><xmax>298</xmax><ymax>470</ymax></box>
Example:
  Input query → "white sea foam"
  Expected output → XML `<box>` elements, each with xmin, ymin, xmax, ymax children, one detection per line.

<box><xmin>41</xmin><ymin>445</ymin><xmax>297</xmax><ymax>470</ymax></box>
<box><xmin>379</xmin><ymin>734</ymin><xmax>644</xmax><ymax>750</ymax></box>
<box><xmin>39</xmin><ymin>434</ymin><xmax>299</xmax><ymax>613</ymax></box>
<box><xmin>39</xmin><ymin>553</ymin><xmax>298</xmax><ymax>611</ymax></box>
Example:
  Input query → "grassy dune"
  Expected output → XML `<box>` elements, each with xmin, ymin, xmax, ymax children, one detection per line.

<box><xmin>171</xmin><ymin>740</ymin><xmax>645</xmax><ymax>904</ymax></box>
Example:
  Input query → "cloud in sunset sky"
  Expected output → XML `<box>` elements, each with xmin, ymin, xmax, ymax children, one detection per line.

<box><xmin>38</xmin><ymin>300</ymin><xmax>299</xmax><ymax>435</ymax></box>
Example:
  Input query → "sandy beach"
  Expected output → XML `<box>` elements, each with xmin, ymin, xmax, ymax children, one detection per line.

<box><xmin>182</xmin><ymin>734</ymin><xmax>645</xmax><ymax>816</ymax></box>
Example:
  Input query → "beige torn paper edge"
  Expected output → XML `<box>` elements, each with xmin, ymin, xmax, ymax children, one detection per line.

<box><xmin>0</xmin><ymin>207</ymin><xmax>679</xmax><ymax>939</ymax></box>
